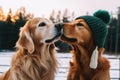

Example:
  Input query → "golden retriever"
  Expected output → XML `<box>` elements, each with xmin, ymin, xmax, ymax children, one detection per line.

<box><xmin>0</xmin><ymin>17</ymin><xmax>62</xmax><ymax>80</ymax></box>
<box><xmin>61</xmin><ymin>19</ymin><xmax>110</xmax><ymax>80</ymax></box>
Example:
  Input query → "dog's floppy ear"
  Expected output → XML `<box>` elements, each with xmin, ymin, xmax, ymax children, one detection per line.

<box><xmin>16</xmin><ymin>21</ymin><xmax>35</xmax><ymax>54</ymax></box>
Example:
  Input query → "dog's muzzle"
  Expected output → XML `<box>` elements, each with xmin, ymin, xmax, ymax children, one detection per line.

<box><xmin>45</xmin><ymin>23</ymin><xmax>64</xmax><ymax>43</ymax></box>
<box><xmin>54</xmin><ymin>23</ymin><xmax>64</xmax><ymax>38</ymax></box>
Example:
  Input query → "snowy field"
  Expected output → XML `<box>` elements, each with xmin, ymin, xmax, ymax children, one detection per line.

<box><xmin>0</xmin><ymin>52</ymin><xmax>120</xmax><ymax>80</ymax></box>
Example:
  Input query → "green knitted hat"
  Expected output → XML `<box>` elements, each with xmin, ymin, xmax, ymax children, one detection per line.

<box><xmin>76</xmin><ymin>10</ymin><xmax>111</xmax><ymax>48</ymax></box>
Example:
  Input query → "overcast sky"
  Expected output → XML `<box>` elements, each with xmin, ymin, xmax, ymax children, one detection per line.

<box><xmin>0</xmin><ymin>0</ymin><xmax>120</xmax><ymax>18</ymax></box>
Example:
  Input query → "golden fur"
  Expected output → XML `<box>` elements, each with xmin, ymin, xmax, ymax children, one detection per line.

<box><xmin>0</xmin><ymin>18</ymin><xmax>58</xmax><ymax>80</ymax></box>
<box><xmin>61</xmin><ymin>19</ymin><xmax>110</xmax><ymax>80</ymax></box>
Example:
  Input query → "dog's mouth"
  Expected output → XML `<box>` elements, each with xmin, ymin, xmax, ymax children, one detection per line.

<box><xmin>45</xmin><ymin>23</ymin><xmax>63</xmax><ymax>43</ymax></box>
<box><xmin>45</xmin><ymin>32</ymin><xmax>62</xmax><ymax>43</ymax></box>
<box><xmin>61</xmin><ymin>35</ymin><xmax>77</xmax><ymax>43</ymax></box>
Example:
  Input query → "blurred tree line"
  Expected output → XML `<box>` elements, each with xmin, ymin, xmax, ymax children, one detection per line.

<box><xmin>0</xmin><ymin>6</ymin><xmax>33</xmax><ymax>50</ymax></box>
<box><xmin>106</xmin><ymin>10</ymin><xmax>120</xmax><ymax>53</ymax></box>
<box><xmin>0</xmin><ymin>6</ymin><xmax>120</xmax><ymax>53</ymax></box>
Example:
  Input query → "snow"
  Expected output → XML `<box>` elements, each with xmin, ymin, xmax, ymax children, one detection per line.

<box><xmin>0</xmin><ymin>52</ymin><xmax>120</xmax><ymax>80</ymax></box>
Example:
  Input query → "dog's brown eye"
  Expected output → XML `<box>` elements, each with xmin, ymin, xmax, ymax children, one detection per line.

<box><xmin>38</xmin><ymin>22</ymin><xmax>46</xmax><ymax>27</ymax></box>
<box><xmin>76</xmin><ymin>23</ymin><xmax>84</xmax><ymax>26</ymax></box>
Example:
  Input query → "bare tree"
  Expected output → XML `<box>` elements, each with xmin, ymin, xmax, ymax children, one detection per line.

<box><xmin>0</xmin><ymin>6</ymin><xmax>5</xmax><ymax>21</ymax></box>
<box><xmin>6</xmin><ymin>9</ymin><xmax>13</xmax><ymax>23</ymax></box>
<box><xmin>56</xmin><ymin>10</ymin><xmax>62</xmax><ymax>23</ymax></box>
<box><xmin>49</xmin><ymin>10</ymin><xmax>56</xmax><ymax>23</ymax></box>
<box><xmin>63</xmin><ymin>8</ymin><xmax>69</xmax><ymax>22</ymax></box>
<box><xmin>70</xmin><ymin>11</ymin><xmax>75</xmax><ymax>21</ymax></box>
<box><xmin>13</xmin><ymin>7</ymin><xmax>34</xmax><ymax>21</ymax></box>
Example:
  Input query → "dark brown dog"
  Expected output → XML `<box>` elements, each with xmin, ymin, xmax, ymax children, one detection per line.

<box><xmin>61</xmin><ymin>19</ymin><xmax>110</xmax><ymax>80</ymax></box>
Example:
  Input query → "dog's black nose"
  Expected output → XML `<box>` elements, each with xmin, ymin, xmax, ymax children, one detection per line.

<box><xmin>55</xmin><ymin>23</ymin><xmax>64</xmax><ymax>32</ymax></box>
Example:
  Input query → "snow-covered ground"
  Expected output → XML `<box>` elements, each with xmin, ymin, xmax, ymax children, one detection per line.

<box><xmin>0</xmin><ymin>52</ymin><xmax>120</xmax><ymax>80</ymax></box>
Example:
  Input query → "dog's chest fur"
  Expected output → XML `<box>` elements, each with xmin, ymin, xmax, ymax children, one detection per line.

<box><xmin>10</xmin><ymin>44</ymin><xmax>57</xmax><ymax>80</ymax></box>
<box><xmin>71</xmin><ymin>45</ymin><xmax>94</xmax><ymax>79</ymax></box>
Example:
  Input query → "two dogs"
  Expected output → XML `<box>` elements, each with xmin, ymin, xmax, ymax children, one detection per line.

<box><xmin>0</xmin><ymin>15</ymin><xmax>110</xmax><ymax>80</ymax></box>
